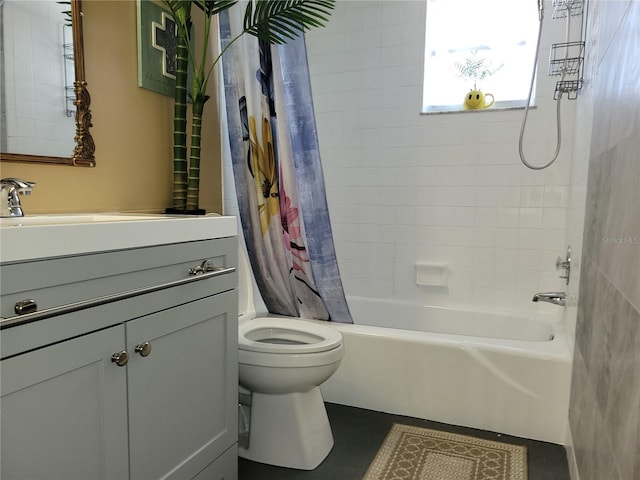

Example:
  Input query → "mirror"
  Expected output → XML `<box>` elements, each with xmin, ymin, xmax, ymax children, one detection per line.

<box><xmin>0</xmin><ymin>0</ymin><xmax>94</xmax><ymax>166</ymax></box>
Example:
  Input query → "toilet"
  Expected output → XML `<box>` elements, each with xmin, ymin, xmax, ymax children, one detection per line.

<box><xmin>236</xmin><ymin>244</ymin><xmax>345</xmax><ymax>470</ymax></box>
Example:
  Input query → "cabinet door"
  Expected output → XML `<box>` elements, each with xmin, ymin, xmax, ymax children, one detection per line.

<box><xmin>127</xmin><ymin>290</ymin><xmax>238</xmax><ymax>480</ymax></box>
<box><xmin>0</xmin><ymin>325</ymin><xmax>129</xmax><ymax>480</ymax></box>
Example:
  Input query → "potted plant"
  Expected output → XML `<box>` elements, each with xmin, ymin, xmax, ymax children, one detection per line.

<box><xmin>162</xmin><ymin>0</ymin><xmax>336</xmax><ymax>214</ymax></box>
<box><xmin>455</xmin><ymin>50</ymin><xmax>502</xmax><ymax>110</ymax></box>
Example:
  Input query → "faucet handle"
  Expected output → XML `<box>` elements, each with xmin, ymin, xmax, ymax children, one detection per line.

<box><xmin>1</xmin><ymin>178</ymin><xmax>36</xmax><ymax>192</ymax></box>
<box><xmin>555</xmin><ymin>245</ymin><xmax>571</xmax><ymax>285</ymax></box>
<box><xmin>1</xmin><ymin>178</ymin><xmax>36</xmax><ymax>217</ymax></box>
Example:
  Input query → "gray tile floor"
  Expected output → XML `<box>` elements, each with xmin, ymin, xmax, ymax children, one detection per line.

<box><xmin>239</xmin><ymin>402</ymin><xmax>570</xmax><ymax>480</ymax></box>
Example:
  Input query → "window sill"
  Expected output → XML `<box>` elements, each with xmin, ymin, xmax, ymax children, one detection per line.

<box><xmin>421</xmin><ymin>100</ymin><xmax>535</xmax><ymax>115</ymax></box>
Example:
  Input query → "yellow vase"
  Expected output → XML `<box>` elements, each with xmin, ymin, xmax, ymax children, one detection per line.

<box><xmin>463</xmin><ymin>89</ymin><xmax>494</xmax><ymax>110</ymax></box>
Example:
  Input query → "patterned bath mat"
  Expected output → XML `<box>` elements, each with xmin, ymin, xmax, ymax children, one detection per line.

<box><xmin>363</xmin><ymin>424</ymin><xmax>527</xmax><ymax>480</ymax></box>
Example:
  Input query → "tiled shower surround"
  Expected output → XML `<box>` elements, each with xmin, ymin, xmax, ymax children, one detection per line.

<box><xmin>567</xmin><ymin>1</ymin><xmax>640</xmax><ymax>479</ymax></box>
<box><xmin>306</xmin><ymin>2</ymin><xmax>640</xmax><ymax>479</ymax></box>
<box><xmin>306</xmin><ymin>1</ymin><xmax>578</xmax><ymax>313</ymax></box>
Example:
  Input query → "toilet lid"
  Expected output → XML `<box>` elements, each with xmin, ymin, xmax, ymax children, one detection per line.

<box><xmin>239</xmin><ymin>317</ymin><xmax>343</xmax><ymax>354</ymax></box>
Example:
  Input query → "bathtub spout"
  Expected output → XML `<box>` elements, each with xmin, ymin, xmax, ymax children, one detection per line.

<box><xmin>532</xmin><ymin>292</ymin><xmax>566</xmax><ymax>307</ymax></box>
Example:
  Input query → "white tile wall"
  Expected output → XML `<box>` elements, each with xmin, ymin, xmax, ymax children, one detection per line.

<box><xmin>2</xmin><ymin>0</ymin><xmax>75</xmax><ymax>157</ymax></box>
<box><xmin>563</xmin><ymin>0</ymin><xmax>599</xmax><ymax>353</ymax></box>
<box><xmin>307</xmin><ymin>0</ymin><xmax>578</xmax><ymax>313</ymax></box>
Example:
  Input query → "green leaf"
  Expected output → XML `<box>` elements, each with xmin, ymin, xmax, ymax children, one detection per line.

<box><xmin>243</xmin><ymin>0</ymin><xmax>336</xmax><ymax>45</ymax></box>
<box><xmin>193</xmin><ymin>0</ymin><xmax>238</xmax><ymax>17</ymax></box>
<box><xmin>454</xmin><ymin>50</ymin><xmax>503</xmax><ymax>85</ymax></box>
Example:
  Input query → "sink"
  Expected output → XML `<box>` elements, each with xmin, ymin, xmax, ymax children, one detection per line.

<box><xmin>0</xmin><ymin>213</ymin><xmax>164</xmax><ymax>227</ymax></box>
<box><xmin>0</xmin><ymin>213</ymin><xmax>237</xmax><ymax>263</ymax></box>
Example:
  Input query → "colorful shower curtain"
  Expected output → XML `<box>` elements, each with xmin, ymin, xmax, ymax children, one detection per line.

<box><xmin>219</xmin><ymin>8</ymin><xmax>351</xmax><ymax>323</ymax></box>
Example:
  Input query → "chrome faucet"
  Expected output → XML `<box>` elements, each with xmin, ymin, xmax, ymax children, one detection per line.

<box><xmin>532</xmin><ymin>291</ymin><xmax>566</xmax><ymax>307</ymax></box>
<box><xmin>1</xmin><ymin>178</ymin><xmax>36</xmax><ymax>217</ymax></box>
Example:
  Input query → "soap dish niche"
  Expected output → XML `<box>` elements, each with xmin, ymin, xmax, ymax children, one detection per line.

<box><xmin>415</xmin><ymin>263</ymin><xmax>449</xmax><ymax>287</ymax></box>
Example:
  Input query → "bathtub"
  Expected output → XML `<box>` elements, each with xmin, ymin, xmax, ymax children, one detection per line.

<box><xmin>312</xmin><ymin>296</ymin><xmax>572</xmax><ymax>445</ymax></box>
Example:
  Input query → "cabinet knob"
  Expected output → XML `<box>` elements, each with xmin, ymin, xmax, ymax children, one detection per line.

<box><xmin>111</xmin><ymin>350</ymin><xmax>129</xmax><ymax>367</ymax></box>
<box><xmin>134</xmin><ymin>342</ymin><xmax>152</xmax><ymax>357</ymax></box>
<box><xmin>15</xmin><ymin>299</ymin><xmax>37</xmax><ymax>315</ymax></box>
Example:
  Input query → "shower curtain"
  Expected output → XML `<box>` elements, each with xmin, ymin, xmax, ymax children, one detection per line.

<box><xmin>219</xmin><ymin>8</ymin><xmax>351</xmax><ymax>323</ymax></box>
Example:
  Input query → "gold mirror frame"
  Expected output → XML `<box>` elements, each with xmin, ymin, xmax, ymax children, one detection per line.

<box><xmin>0</xmin><ymin>0</ymin><xmax>95</xmax><ymax>167</ymax></box>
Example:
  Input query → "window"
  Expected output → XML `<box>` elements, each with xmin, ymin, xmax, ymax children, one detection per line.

<box><xmin>422</xmin><ymin>0</ymin><xmax>540</xmax><ymax>112</ymax></box>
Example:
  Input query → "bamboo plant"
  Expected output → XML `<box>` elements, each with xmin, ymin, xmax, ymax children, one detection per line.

<box><xmin>162</xmin><ymin>0</ymin><xmax>336</xmax><ymax>213</ymax></box>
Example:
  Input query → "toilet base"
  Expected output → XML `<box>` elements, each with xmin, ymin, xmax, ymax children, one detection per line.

<box><xmin>238</xmin><ymin>387</ymin><xmax>334</xmax><ymax>470</ymax></box>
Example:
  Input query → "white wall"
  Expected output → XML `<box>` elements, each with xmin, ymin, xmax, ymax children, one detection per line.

<box><xmin>564</xmin><ymin>0</ymin><xmax>596</xmax><ymax>354</ymax></box>
<box><xmin>306</xmin><ymin>0</ymin><xmax>580</xmax><ymax>314</ymax></box>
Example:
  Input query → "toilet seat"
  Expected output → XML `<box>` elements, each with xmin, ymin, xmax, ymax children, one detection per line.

<box><xmin>239</xmin><ymin>317</ymin><xmax>343</xmax><ymax>354</ymax></box>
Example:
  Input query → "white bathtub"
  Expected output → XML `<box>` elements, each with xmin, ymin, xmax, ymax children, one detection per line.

<box><xmin>313</xmin><ymin>296</ymin><xmax>573</xmax><ymax>445</ymax></box>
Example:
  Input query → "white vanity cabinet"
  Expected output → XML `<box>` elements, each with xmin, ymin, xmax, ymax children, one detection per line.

<box><xmin>0</xmin><ymin>226</ymin><xmax>238</xmax><ymax>480</ymax></box>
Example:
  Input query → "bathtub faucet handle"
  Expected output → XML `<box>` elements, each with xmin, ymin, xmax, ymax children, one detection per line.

<box><xmin>555</xmin><ymin>246</ymin><xmax>571</xmax><ymax>285</ymax></box>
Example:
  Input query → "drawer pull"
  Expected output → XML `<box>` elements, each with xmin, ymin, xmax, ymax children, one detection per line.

<box><xmin>135</xmin><ymin>342</ymin><xmax>152</xmax><ymax>357</ymax></box>
<box><xmin>189</xmin><ymin>260</ymin><xmax>216</xmax><ymax>276</ymax></box>
<box><xmin>1</xmin><ymin>266</ymin><xmax>235</xmax><ymax>329</ymax></box>
<box><xmin>15</xmin><ymin>299</ymin><xmax>37</xmax><ymax>315</ymax></box>
<box><xmin>111</xmin><ymin>351</ymin><xmax>129</xmax><ymax>367</ymax></box>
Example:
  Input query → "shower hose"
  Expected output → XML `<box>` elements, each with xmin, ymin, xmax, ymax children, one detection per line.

<box><xmin>518</xmin><ymin>4</ymin><xmax>573</xmax><ymax>170</ymax></box>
